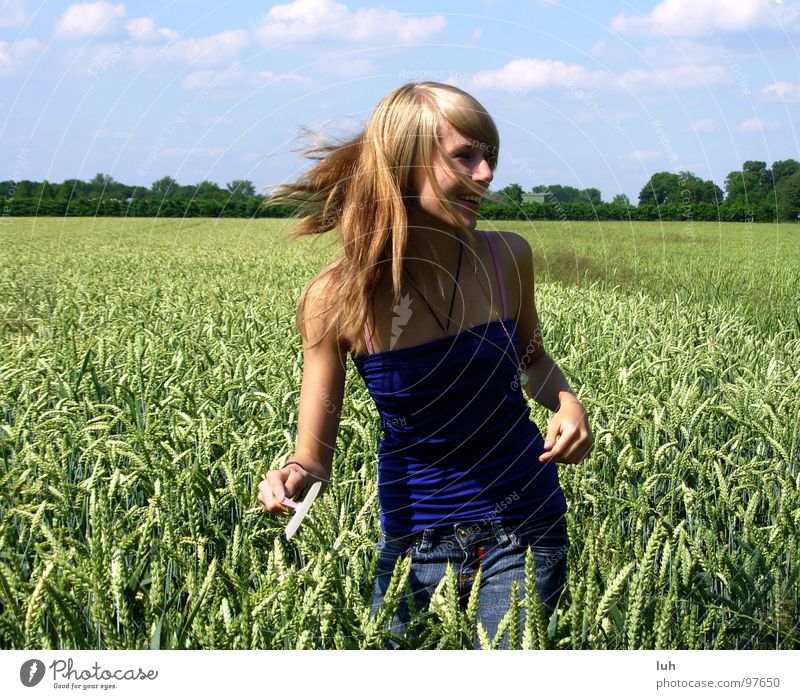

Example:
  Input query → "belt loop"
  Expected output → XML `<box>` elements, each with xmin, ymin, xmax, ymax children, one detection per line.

<box><xmin>418</xmin><ymin>527</ymin><xmax>434</xmax><ymax>553</ymax></box>
<box><xmin>490</xmin><ymin>519</ymin><xmax>510</xmax><ymax>547</ymax></box>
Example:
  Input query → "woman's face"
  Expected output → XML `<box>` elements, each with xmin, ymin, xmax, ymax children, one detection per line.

<box><xmin>409</xmin><ymin>119</ymin><xmax>494</xmax><ymax>232</ymax></box>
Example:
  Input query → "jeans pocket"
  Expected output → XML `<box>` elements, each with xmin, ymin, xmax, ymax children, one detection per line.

<box><xmin>506</xmin><ymin>516</ymin><xmax>569</xmax><ymax>610</ymax></box>
<box><xmin>531</xmin><ymin>544</ymin><xmax>568</xmax><ymax>609</ymax></box>
<box><xmin>508</xmin><ymin>514</ymin><xmax>568</xmax><ymax>551</ymax></box>
<box><xmin>374</xmin><ymin>532</ymin><xmax>418</xmax><ymax>558</ymax></box>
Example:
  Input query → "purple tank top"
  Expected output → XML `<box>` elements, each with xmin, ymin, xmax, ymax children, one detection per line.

<box><xmin>350</xmin><ymin>231</ymin><xmax>567</xmax><ymax>538</ymax></box>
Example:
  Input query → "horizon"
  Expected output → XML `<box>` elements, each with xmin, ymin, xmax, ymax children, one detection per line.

<box><xmin>2</xmin><ymin>0</ymin><xmax>799</xmax><ymax>203</ymax></box>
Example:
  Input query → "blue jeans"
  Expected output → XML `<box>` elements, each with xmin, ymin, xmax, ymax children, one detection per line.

<box><xmin>369</xmin><ymin>513</ymin><xmax>569</xmax><ymax>649</ymax></box>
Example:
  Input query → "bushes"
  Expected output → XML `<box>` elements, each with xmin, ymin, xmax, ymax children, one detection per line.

<box><xmin>2</xmin><ymin>195</ymin><xmax>795</xmax><ymax>221</ymax></box>
<box><xmin>3</xmin><ymin>196</ymin><xmax>303</xmax><ymax>218</ymax></box>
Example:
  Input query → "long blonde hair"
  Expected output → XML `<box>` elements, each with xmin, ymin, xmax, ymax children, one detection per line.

<box><xmin>271</xmin><ymin>81</ymin><xmax>500</xmax><ymax>356</ymax></box>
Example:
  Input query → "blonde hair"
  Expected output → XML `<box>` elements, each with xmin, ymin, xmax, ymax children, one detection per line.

<box><xmin>270</xmin><ymin>81</ymin><xmax>500</xmax><ymax>356</ymax></box>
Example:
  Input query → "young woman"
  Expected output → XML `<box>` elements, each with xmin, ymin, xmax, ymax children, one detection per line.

<box><xmin>257</xmin><ymin>82</ymin><xmax>593</xmax><ymax>649</ymax></box>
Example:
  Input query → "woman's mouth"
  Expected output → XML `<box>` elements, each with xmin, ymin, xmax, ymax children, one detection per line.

<box><xmin>458</xmin><ymin>194</ymin><xmax>481</xmax><ymax>210</ymax></box>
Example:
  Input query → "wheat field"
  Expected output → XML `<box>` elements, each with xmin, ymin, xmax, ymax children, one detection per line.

<box><xmin>1</xmin><ymin>217</ymin><xmax>798</xmax><ymax>649</ymax></box>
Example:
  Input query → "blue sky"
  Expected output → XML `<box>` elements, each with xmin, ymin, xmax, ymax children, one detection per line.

<box><xmin>2</xmin><ymin>0</ymin><xmax>799</xmax><ymax>201</ymax></box>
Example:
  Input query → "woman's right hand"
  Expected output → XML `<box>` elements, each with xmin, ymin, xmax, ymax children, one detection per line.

<box><xmin>257</xmin><ymin>461</ymin><xmax>324</xmax><ymax>516</ymax></box>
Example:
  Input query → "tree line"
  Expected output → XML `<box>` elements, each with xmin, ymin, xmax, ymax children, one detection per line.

<box><xmin>2</xmin><ymin>160</ymin><xmax>799</xmax><ymax>221</ymax></box>
<box><xmin>492</xmin><ymin>159</ymin><xmax>800</xmax><ymax>222</ymax></box>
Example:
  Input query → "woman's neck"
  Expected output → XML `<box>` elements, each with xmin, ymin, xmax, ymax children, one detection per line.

<box><xmin>401</xmin><ymin>225</ymin><xmax>472</xmax><ymax>302</ymax></box>
<box><xmin>405</xmin><ymin>225</ymin><xmax>464</xmax><ymax>267</ymax></box>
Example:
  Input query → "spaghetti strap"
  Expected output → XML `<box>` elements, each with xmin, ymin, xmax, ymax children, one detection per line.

<box><xmin>484</xmin><ymin>231</ymin><xmax>508</xmax><ymax>319</ymax></box>
<box><xmin>362</xmin><ymin>233</ymin><xmax>503</xmax><ymax>356</ymax></box>
<box><xmin>364</xmin><ymin>321</ymin><xmax>375</xmax><ymax>355</ymax></box>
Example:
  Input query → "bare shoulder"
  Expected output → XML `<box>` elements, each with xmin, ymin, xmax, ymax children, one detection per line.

<box><xmin>301</xmin><ymin>265</ymin><xmax>334</xmax><ymax>310</ymax></box>
<box><xmin>482</xmin><ymin>231</ymin><xmax>543</xmax><ymax>370</ymax></box>
<box><xmin>304</xmin><ymin>264</ymin><xmax>337</xmax><ymax>301</ymax></box>
<box><xmin>486</xmin><ymin>229</ymin><xmax>531</xmax><ymax>261</ymax></box>
<box><xmin>482</xmin><ymin>228</ymin><xmax>534</xmax><ymax>286</ymax></box>
<box><xmin>298</xmin><ymin>263</ymin><xmax>343</xmax><ymax>350</ymax></box>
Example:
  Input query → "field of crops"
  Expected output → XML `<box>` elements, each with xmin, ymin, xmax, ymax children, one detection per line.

<box><xmin>1</xmin><ymin>216</ymin><xmax>798</xmax><ymax>649</ymax></box>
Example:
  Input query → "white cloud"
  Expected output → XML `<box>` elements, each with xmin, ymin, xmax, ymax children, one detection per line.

<box><xmin>619</xmin><ymin>149</ymin><xmax>663</xmax><ymax>161</ymax></box>
<box><xmin>617</xmin><ymin>64</ymin><xmax>731</xmax><ymax>90</ymax></box>
<box><xmin>252</xmin><ymin>0</ymin><xmax>446</xmax><ymax>45</ymax></box>
<box><xmin>640</xmin><ymin>38</ymin><xmax>728</xmax><ymax>66</ymax></box>
<box><xmin>590</xmin><ymin>37</ymin><xmax>634</xmax><ymax>63</ymax></box>
<box><xmin>131</xmin><ymin>29</ymin><xmax>250</xmax><ymax>68</ymax></box>
<box><xmin>0</xmin><ymin>0</ymin><xmax>28</xmax><ymax>28</ymax></box>
<box><xmin>125</xmin><ymin>17</ymin><xmax>179</xmax><ymax>42</ymax></box>
<box><xmin>168</xmin><ymin>30</ymin><xmax>249</xmax><ymax>65</ymax></box>
<box><xmin>0</xmin><ymin>38</ymin><xmax>45</xmax><ymax>75</ymax></box>
<box><xmin>181</xmin><ymin>60</ymin><xmax>311</xmax><ymax>91</ymax></box>
<box><xmin>466</xmin><ymin>28</ymin><xmax>483</xmax><ymax>44</ymax></box>
<box><xmin>55</xmin><ymin>1</ymin><xmax>126</xmax><ymax>39</ymax></box>
<box><xmin>62</xmin><ymin>25</ymin><xmax>250</xmax><ymax>77</ymax></box>
<box><xmin>180</xmin><ymin>62</ymin><xmax>243</xmax><ymax>90</ymax></box>
<box><xmin>689</xmin><ymin>118</ymin><xmax>716</xmax><ymax>132</ymax></box>
<box><xmin>735</xmin><ymin>117</ymin><xmax>779</xmax><ymax>131</ymax></box>
<box><xmin>470</xmin><ymin>58</ymin><xmax>606</xmax><ymax>92</ymax></box>
<box><xmin>467</xmin><ymin>58</ymin><xmax>731</xmax><ymax>96</ymax></box>
<box><xmin>610</xmin><ymin>0</ymin><xmax>800</xmax><ymax>37</ymax></box>
<box><xmin>761</xmin><ymin>80</ymin><xmax>800</xmax><ymax>102</ymax></box>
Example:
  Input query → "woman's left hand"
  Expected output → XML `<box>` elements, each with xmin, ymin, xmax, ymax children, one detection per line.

<box><xmin>538</xmin><ymin>396</ymin><xmax>594</xmax><ymax>465</ymax></box>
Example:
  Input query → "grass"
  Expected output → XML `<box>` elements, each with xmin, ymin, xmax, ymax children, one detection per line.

<box><xmin>0</xmin><ymin>216</ymin><xmax>798</xmax><ymax>649</ymax></box>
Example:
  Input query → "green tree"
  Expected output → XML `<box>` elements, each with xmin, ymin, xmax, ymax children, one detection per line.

<box><xmin>724</xmin><ymin>161</ymin><xmax>772</xmax><ymax>207</ymax></box>
<box><xmin>612</xmin><ymin>193</ymin><xmax>631</xmax><ymax>206</ymax></box>
<box><xmin>638</xmin><ymin>172</ymin><xmax>681</xmax><ymax>206</ymax></box>
<box><xmin>89</xmin><ymin>172</ymin><xmax>115</xmax><ymax>192</ymax></box>
<box><xmin>33</xmin><ymin>181</ymin><xmax>55</xmax><ymax>199</ymax></box>
<box><xmin>532</xmin><ymin>184</ymin><xmax>582</xmax><ymax>203</ymax></box>
<box><xmin>151</xmin><ymin>176</ymin><xmax>178</xmax><ymax>197</ymax></box>
<box><xmin>699</xmin><ymin>179</ymin><xmax>724</xmax><ymax>205</ymax></box>
<box><xmin>226</xmin><ymin>179</ymin><xmax>256</xmax><ymax>198</ymax></box>
<box><xmin>770</xmin><ymin>159</ymin><xmax>800</xmax><ymax>185</ymax></box>
<box><xmin>675</xmin><ymin>171</ymin><xmax>723</xmax><ymax>204</ymax></box>
<box><xmin>55</xmin><ymin>179</ymin><xmax>89</xmax><ymax>200</ymax></box>
<box><xmin>583</xmin><ymin>187</ymin><xmax>602</xmax><ymax>205</ymax></box>
<box><xmin>14</xmin><ymin>180</ymin><xmax>33</xmax><ymax>198</ymax></box>
<box><xmin>776</xmin><ymin>170</ymin><xmax>800</xmax><ymax>221</ymax></box>
<box><xmin>764</xmin><ymin>159</ymin><xmax>800</xmax><ymax>211</ymax></box>
<box><xmin>496</xmin><ymin>183</ymin><xmax>523</xmax><ymax>205</ymax></box>
<box><xmin>194</xmin><ymin>180</ymin><xmax>223</xmax><ymax>199</ymax></box>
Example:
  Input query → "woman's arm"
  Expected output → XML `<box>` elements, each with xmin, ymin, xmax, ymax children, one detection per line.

<box><xmin>523</xmin><ymin>352</ymin><xmax>578</xmax><ymax>413</ymax></box>
<box><xmin>500</xmin><ymin>231</ymin><xmax>593</xmax><ymax>465</ymax></box>
<box><xmin>258</xmin><ymin>271</ymin><xmax>346</xmax><ymax>514</ymax></box>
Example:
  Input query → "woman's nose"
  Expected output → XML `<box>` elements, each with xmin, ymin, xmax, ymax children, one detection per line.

<box><xmin>473</xmin><ymin>156</ymin><xmax>493</xmax><ymax>185</ymax></box>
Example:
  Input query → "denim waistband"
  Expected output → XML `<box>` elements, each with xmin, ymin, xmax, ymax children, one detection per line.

<box><xmin>383</xmin><ymin>514</ymin><xmax>566</xmax><ymax>553</ymax></box>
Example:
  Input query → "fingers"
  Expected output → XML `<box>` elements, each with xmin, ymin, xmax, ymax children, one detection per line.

<box><xmin>257</xmin><ymin>462</ymin><xmax>320</xmax><ymax>516</ymax></box>
<box><xmin>542</xmin><ymin>423</ymin><xmax>559</xmax><ymax>454</ymax></box>
<box><xmin>539</xmin><ymin>420</ymin><xmax>570</xmax><ymax>462</ymax></box>
<box><xmin>539</xmin><ymin>424</ymin><xmax>594</xmax><ymax>464</ymax></box>
<box><xmin>257</xmin><ymin>467</ymin><xmax>294</xmax><ymax>515</ymax></box>
<box><xmin>557</xmin><ymin>433</ymin><xmax>594</xmax><ymax>464</ymax></box>
<box><xmin>284</xmin><ymin>468</ymin><xmax>311</xmax><ymax>501</ymax></box>
<box><xmin>257</xmin><ymin>474</ymin><xmax>284</xmax><ymax>515</ymax></box>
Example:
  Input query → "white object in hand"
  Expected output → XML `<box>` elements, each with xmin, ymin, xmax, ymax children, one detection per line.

<box><xmin>281</xmin><ymin>481</ymin><xmax>322</xmax><ymax>540</ymax></box>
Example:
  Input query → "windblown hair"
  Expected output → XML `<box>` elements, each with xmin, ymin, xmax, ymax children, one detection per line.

<box><xmin>270</xmin><ymin>81</ymin><xmax>500</xmax><ymax>356</ymax></box>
